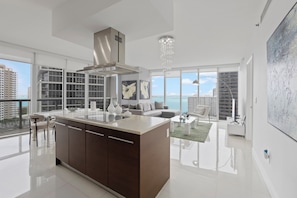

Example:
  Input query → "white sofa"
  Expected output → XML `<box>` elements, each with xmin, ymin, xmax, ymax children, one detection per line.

<box><xmin>126</xmin><ymin>101</ymin><xmax>180</xmax><ymax>118</ymax></box>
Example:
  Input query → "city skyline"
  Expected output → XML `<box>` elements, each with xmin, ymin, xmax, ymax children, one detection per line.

<box><xmin>0</xmin><ymin>59</ymin><xmax>30</xmax><ymax>98</ymax></box>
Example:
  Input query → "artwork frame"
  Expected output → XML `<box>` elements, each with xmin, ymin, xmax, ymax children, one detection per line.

<box><xmin>122</xmin><ymin>80</ymin><xmax>137</xmax><ymax>100</ymax></box>
<box><xmin>267</xmin><ymin>2</ymin><xmax>297</xmax><ymax>142</ymax></box>
<box><xmin>140</xmin><ymin>80</ymin><xmax>150</xmax><ymax>99</ymax></box>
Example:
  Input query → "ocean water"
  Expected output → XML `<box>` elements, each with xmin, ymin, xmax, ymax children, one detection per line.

<box><xmin>152</xmin><ymin>96</ymin><xmax>189</xmax><ymax>113</ymax></box>
<box><xmin>15</xmin><ymin>101</ymin><xmax>29</xmax><ymax>107</ymax></box>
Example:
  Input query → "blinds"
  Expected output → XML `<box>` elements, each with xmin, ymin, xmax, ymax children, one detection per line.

<box><xmin>0</xmin><ymin>42</ymin><xmax>91</xmax><ymax>70</ymax></box>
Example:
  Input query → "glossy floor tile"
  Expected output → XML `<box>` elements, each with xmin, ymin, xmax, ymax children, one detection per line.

<box><xmin>0</xmin><ymin>121</ymin><xmax>271</xmax><ymax>198</ymax></box>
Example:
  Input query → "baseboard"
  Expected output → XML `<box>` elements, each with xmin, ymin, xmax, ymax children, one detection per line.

<box><xmin>252</xmin><ymin>148</ymin><xmax>278</xmax><ymax>198</ymax></box>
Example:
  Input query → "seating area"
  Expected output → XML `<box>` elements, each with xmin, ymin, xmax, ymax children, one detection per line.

<box><xmin>123</xmin><ymin>101</ymin><xmax>180</xmax><ymax>118</ymax></box>
<box><xmin>187</xmin><ymin>105</ymin><xmax>211</xmax><ymax>123</ymax></box>
<box><xmin>29</xmin><ymin>114</ymin><xmax>56</xmax><ymax>146</ymax></box>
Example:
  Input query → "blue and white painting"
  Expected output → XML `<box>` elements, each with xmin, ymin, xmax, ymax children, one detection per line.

<box><xmin>267</xmin><ymin>2</ymin><xmax>297</xmax><ymax>141</ymax></box>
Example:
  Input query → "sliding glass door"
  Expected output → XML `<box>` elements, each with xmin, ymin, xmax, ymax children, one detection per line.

<box><xmin>198</xmin><ymin>71</ymin><xmax>217</xmax><ymax>120</ymax></box>
<box><xmin>165</xmin><ymin>70</ymin><xmax>180</xmax><ymax>110</ymax></box>
<box><xmin>151</xmin><ymin>75</ymin><xmax>164</xmax><ymax>103</ymax></box>
<box><xmin>182</xmin><ymin>70</ymin><xmax>197</xmax><ymax>114</ymax></box>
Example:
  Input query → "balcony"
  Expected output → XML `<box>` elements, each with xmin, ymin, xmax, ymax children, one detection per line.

<box><xmin>0</xmin><ymin>99</ymin><xmax>31</xmax><ymax>137</ymax></box>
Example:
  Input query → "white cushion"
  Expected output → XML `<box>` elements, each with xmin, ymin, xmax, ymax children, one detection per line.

<box><xmin>195</xmin><ymin>106</ymin><xmax>205</xmax><ymax>115</ymax></box>
<box><xmin>143</xmin><ymin>103</ymin><xmax>151</xmax><ymax>112</ymax></box>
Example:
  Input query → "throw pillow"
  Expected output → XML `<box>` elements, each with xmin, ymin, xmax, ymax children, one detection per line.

<box><xmin>143</xmin><ymin>103</ymin><xmax>151</xmax><ymax>112</ymax></box>
<box><xmin>195</xmin><ymin>106</ymin><xmax>205</xmax><ymax>115</ymax></box>
<box><xmin>122</xmin><ymin>104</ymin><xmax>129</xmax><ymax>108</ymax></box>
<box><xmin>129</xmin><ymin>104</ymin><xmax>137</xmax><ymax>109</ymax></box>
<box><xmin>137</xmin><ymin>103</ymin><xmax>144</xmax><ymax>111</ymax></box>
<box><xmin>155</xmin><ymin>101</ymin><xmax>164</xmax><ymax>109</ymax></box>
<box><xmin>150</xmin><ymin>103</ymin><xmax>155</xmax><ymax>110</ymax></box>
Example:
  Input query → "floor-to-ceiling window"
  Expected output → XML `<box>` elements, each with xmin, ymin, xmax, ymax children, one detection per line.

<box><xmin>37</xmin><ymin>66</ymin><xmax>63</xmax><ymax>112</ymax></box>
<box><xmin>151</xmin><ymin>65</ymin><xmax>238</xmax><ymax>121</ymax></box>
<box><xmin>151</xmin><ymin>74</ymin><xmax>165</xmax><ymax>103</ymax></box>
<box><xmin>165</xmin><ymin>70</ymin><xmax>180</xmax><ymax>110</ymax></box>
<box><xmin>0</xmin><ymin>59</ymin><xmax>31</xmax><ymax>136</ymax></box>
<box><xmin>198</xmin><ymin>70</ymin><xmax>218</xmax><ymax>120</ymax></box>
<box><xmin>182</xmin><ymin>70</ymin><xmax>197</xmax><ymax>113</ymax></box>
<box><xmin>218</xmin><ymin>70</ymin><xmax>238</xmax><ymax>120</ymax></box>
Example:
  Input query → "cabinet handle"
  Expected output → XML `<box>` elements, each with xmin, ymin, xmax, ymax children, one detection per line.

<box><xmin>108</xmin><ymin>136</ymin><xmax>134</xmax><ymax>144</ymax></box>
<box><xmin>55</xmin><ymin>122</ymin><xmax>66</xmax><ymax>127</ymax></box>
<box><xmin>68</xmin><ymin>126</ymin><xmax>82</xmax><ymax>131</ymax></box>
<box><xmin>86</xmin><ymin>130</ymin><xmax>104</xmax><ymax>137</ymax></box>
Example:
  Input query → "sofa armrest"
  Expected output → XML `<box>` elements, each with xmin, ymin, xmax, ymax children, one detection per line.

<box><xmin>129</xmin><ymin>109</ymin><xmax>144</xmax><ymax>115</ymax></box>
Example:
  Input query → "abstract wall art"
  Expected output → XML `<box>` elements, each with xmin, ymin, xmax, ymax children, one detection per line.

<box><xmin>267</xmin><ymin>2</ymin><xmax>297</xmax><ymax>142</ymax></box>
<box><xmin>122</xmin><ymin>80</ymin><xmax>137</xmax><ymax>100</ymax></box>
<box><xmin>140</xmin><ymin>80</ymin><xmax>150</xmax><ymax>99</ymax></box>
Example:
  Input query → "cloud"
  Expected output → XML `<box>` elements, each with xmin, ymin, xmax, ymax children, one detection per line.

<box><xmin>200</xmin><ymin>88</ymin><xmax>215</xmax><ymax>97</ymax></box>
<box><xmin>168</xmin><ymin>92</ymin><xmax>179</xmax><ymax>96</ymax></box>
<box><xmin>197</xmin><ymin>76</ymin><xmax>217</xmax><ymax>85</ymax></box>
<box><xmin>199</xmin><ymin>79</ymin><xmax>207</xmax><ymax>84</ymax></box>
<box><xmin>182</xmin><ymin>78</ymin><xmax>193</xmax><ymax>84</ymax></box>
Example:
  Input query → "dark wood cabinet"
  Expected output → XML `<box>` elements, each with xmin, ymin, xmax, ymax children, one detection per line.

<box><xmin>85</xmin><ymin>125</ymin><xmax>108</xmax><ymax>186</ymax></box>
<box><xmin>55</xmin><ymin>118</ymin><xmax>68</xmax><ymax>164</ymax></box>
<box><xmin>107</xmin><ymin>129</ymin><xmax>140</xmax><ymax>197</ymax></box>
<box><xmin>55</xmin><ymin>116</ymin><xmax>170</xmax><ymax>198</ymax></box>
<box><xmin>68</xmin><ymin>121</ymin><xmax>86</xmax><ymax>174</ymax></box>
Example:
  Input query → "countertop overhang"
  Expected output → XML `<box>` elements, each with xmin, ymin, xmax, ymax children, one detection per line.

<box><xmin>53</xmin><ymin>110</ymin><xmax>170</xmax><ymax>135</ymax></box>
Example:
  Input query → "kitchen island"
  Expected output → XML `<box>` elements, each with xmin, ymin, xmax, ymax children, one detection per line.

<box><xmin>55</xmin><ymin>111</ymin><xmax>170</xmax><ymax>198</ymax></box>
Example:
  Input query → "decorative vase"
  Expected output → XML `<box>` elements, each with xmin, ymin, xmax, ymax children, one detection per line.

<box><xmin>115</xmin><ymin>105</ymin><xmax>122</xmax><ymax>114</ymax></box>
<box><xmin>107</xmin><ymin>102</ymin><xmax>115</xmax><ymax>113</ymax></box>
<box><xmin>123</xmin><ymin>110</ymin><xmax>132</xmax><ymax>117</ymax></box>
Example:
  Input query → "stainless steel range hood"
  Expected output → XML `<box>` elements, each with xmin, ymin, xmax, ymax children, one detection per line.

<box><xmin>77</xmin><ymin>27</ymin><xmax>139</xmax><ymax>75</ymax></box>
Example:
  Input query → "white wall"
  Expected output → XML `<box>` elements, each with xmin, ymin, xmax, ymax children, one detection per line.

<box><xmin>248</xmin><ymin>0</ymin><xmax>297</xmax><ymax>197</ymax></box>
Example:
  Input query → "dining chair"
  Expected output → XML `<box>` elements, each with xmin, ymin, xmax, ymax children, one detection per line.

<box><xmin>47</xmin><ymin>115</ymin><xmax>56</xmax><ymax>142</ymax></box>
<box><xmin>29</xmin><ymin>114</ymin><xmax>47</xmax><ymax>146</ymax></box>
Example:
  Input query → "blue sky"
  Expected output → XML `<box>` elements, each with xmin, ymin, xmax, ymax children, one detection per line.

<box><xmin>0</xmin><ymin>59</ymin><xmax>30</xmax><ymax>97</ymax></box>
<box><xmin>152</xmin><ymin>72</ymin><xmax>217</xmax><ymax>97</ymax></box>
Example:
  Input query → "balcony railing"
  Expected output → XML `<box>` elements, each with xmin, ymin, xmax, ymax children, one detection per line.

<box><xmin>0</xmin><ymin>99</ymin><xmax>31</xmax><ymax>137</ymax></box>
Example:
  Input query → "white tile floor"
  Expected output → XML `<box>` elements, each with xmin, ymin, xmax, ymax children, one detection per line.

<box><xmin>0</xmin><ymin>121</ymin><xmax>271</xmax><ymax>198</ymax></box>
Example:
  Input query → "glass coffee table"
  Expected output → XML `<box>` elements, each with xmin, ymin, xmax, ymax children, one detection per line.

<box><xmin>170</xmin><ymin>115</ymin><xmax>196</xmax><ymax>135</ymax></box>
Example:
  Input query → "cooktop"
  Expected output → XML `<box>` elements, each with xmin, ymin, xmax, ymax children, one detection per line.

<box><xmin>76</xmin><ymin>113</ymin><xmax>125</xmax><ymax>123</ymax></box>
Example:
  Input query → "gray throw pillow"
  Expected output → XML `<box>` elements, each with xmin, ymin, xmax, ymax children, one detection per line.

<box><xmin>129</xmin><ymin>104</ymin><xmax>137</xmax><ymax>109</ymax></box>
<box><xmin>137</xmin><ymin>103</ymin><xmax>144</xmax><ymax>111</ymax></box>
<box><xmin>155</xmin><ymin>101</ymin><xmax>164</xmax><ymax>109</ymax></box>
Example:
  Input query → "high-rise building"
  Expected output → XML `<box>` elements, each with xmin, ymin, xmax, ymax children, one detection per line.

<box><xmin>218</xmin><ymin>71</ymin><xmax>238</xmax><ymax>120</ymax></box>
<box><xmin>37</xmin><ymin>66</ymin><xmax>108</xmax><ymax>112</ymax></box>
<box><xmin>0</xmin><ymin>64</ymin><xmax>17</xmax><ymax>120</ymax></box>
<box><xmin>37</xmin><ymin>66</ymin><xmax>63</xmax><ymax>112</ymax></box>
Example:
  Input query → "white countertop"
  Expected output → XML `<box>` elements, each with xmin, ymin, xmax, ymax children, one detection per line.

<box><xmin>51</xmin><ymin>109</ymin><xmax>170</xmax><ymax>135</ymax></box>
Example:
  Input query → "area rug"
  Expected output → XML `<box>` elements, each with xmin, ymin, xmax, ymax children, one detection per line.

<box><xmin>170</xmin><ymin>122</ymin><xmax>212</xmax><ymax>143</ymax></box>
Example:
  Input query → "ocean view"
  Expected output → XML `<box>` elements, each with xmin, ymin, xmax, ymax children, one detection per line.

<box><xmin>152</xmin><ymin>96</ymin><xmax>190</xmax><ymax>113</ymax></box>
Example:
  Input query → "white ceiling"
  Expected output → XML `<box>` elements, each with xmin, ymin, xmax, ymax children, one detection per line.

<box><xmin>0</xmin><ymin>0</ymin><xmax>266</xmax><ymax>70</ymax></box>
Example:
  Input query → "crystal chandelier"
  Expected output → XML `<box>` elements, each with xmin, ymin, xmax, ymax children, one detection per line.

<box><xmin>159</xmin><ymin>35</ymin><xmax>175</xmax><ymax>70</ymax></box>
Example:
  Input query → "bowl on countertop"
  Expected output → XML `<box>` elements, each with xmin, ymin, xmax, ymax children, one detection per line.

<box><xmin>68</xmin><ymin>107</ymin><xmax>77</xmax><ymax>112</ymax></box>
